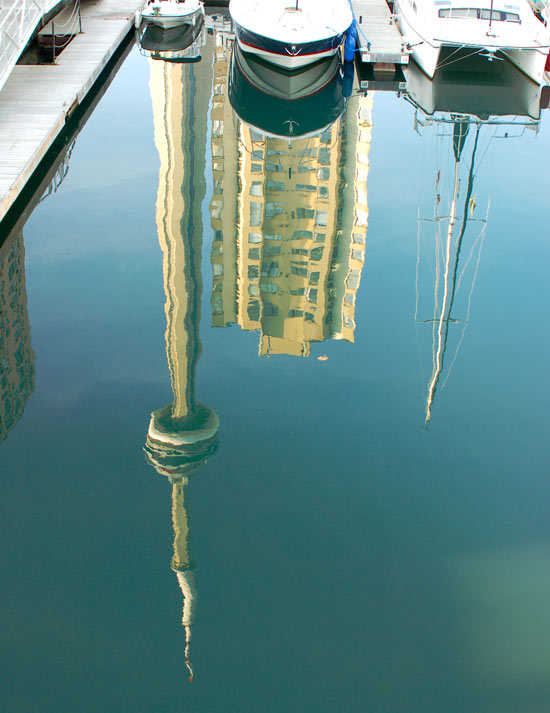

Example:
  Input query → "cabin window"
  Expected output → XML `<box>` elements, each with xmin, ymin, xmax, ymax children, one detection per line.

<box><xmin>260</xmin><ymin>281</ymin><xmax>278</xmax><ymax>293</ymax></box>
<box><xmin>263</xmin><ymin>303</ymin><xmax>278</xmax><ymax>317</ymax></box>
<box><xmin>438</xmin><ymin>7</ymin><xmax>520</xmax><ymax>21</ymax></box>
<box><xmin>261</xmin><ymin>262</ymin><xmax>279</xmax><ymax>278</ymax></box>
<box><xmin>480</xmin><ymin>8</ymin><xmax>520</xmax><ymax>20</ymax></box>
<box><xmin>291</xmin><ymin>230</ymin><xmax>313</xmax><ymax>240</ymax></box>
<box><xmin>248</xmin><ymin>300</ymin><xmax>260</xmax><ymax>321</ymax></box>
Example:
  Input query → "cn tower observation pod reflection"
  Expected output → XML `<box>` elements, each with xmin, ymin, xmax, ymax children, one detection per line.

<box><xmin>144</xmin><ymin>48</ymin><xmax>218</xmax><ymax>682</ymax></box>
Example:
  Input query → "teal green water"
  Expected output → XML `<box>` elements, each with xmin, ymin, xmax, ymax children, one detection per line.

<box><xmin>1</xmin><ymin>34</ymin><xmax>550</xmax><ymax>713</ymax></box>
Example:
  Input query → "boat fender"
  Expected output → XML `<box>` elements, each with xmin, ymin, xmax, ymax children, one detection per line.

<box><xmin>541</xmin><ymin>84</ymin><xmax>550</xmax><ymax>110</ymax></box>
<box><xmin>344</xmin><ymin>21</ymin><xmax>357</xmax><ymax>62</ymax></box>
<box><xmin>134</xmin><ymin>10</ymin><xmax>141</xmax><ymax>28</ymax></box>
<box><xmin>343</xmin><ymin>60</ymin><xmax>354</xmax><ymax>97</ymax></box>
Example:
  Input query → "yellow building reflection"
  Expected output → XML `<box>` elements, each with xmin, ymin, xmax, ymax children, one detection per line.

<box><xmin>210</xmin><ymin>47</ymin><xmax>373</xmax><ymax>357</ymax></box>
<box><xmin>0</xmin><ymin>231</ymin><xmax>34</xmax><ymax>442</ymax></box>
<box><xmin>145</xmin><ymin>48</ymin><xmax>218</xmax><ymax>682</ymax></box>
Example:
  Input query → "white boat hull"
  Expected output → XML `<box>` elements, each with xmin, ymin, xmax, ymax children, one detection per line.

<box><xmin>230</xmin><ymin>0</ymin><xmax>352</xmax><ymax>70</ymax></box>
<box><xmin>395</xmin><ymin>0</ymin><xmax>550</xmax><ymax>83</ymax></box>
<box><xmin>235</xmin><ymin>36</ymin><xmax>341</xmax><ymax>69</ymax></box>
<box><xmin>503</xmin><ymin>46</ymin><xmax>548</xmax><ymax>85</ymax></box>
<box><xmin>394</xmin><ymin>4</ymin><xmax>440</xmax><ymax>77</ymax></box>
<box><xmin>142</xmin><ymin>1</ymin><xmax>203</xmax><ymax>30</ymax></box>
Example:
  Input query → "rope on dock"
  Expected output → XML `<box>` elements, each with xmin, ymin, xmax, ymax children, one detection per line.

<box><xmin>348</xmin><ymin>0</ymin><xmax>369</xmax><ymax>52</ymax></box>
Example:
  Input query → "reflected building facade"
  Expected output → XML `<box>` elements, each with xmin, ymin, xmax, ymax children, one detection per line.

<box><xmin>209</xmin><ymin>21</ymin><xmax>238</xmax><ymax>329</ymax></box>
<box><xmin>0</xmin><ymin>232</ymin><xmax>34</xmax><ymax>442</ymax></box>
<box><xmin>209</xmin><ymin>54</ymin><xmax>373</xmax><ymax>357</ymax></box>
<box><xmin>145</xmin><ymin>46</ymin><xmax>218</xmax><ymax>682</ymax></box>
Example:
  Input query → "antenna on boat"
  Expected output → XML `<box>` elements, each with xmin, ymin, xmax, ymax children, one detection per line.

<box><xmin>488</xmin><ymin>0</ymin><xmax>495</xmax><ymax>33</ymax></box>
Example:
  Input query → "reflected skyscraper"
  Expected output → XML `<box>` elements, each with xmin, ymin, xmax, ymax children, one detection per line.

<box><xmin>0</xmin><ymin>231</ymin><xmax>34</xmax><ymax>443</ymax></box>
<box><xmin>145</xmin><ymin>47</ymin><xmax>218</xmax><ymax>681</ymax></box>
<box><xmin>210</xmin><ymin>47</ymin><xmax>373</xmax><ymax>357</ymax></box>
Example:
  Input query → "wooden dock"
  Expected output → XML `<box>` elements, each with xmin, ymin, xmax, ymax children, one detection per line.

<box><xmin>0</xmin><ymin>0</ymin><xmax>142</xmax><ymax>225</ymax></box>
<box><xmin>352</xmin><ymin>0</ymin><xmax>409</xmax><ymax>66</ymax></box>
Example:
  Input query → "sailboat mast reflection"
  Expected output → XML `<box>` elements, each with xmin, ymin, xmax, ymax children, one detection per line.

<box><xmin>422</xmin><ymin>120</ymin><xmax>485</xmax><ymax>426</ymax></box>
<box><xmin>144</xmin><ymin>53</ymin><xmax>218</xmax><ymax>682</ymax></box>
<box><xmin>406</xmin><ymin>56</ymin><xmax>542</xmax><ymax>426</ymax></box>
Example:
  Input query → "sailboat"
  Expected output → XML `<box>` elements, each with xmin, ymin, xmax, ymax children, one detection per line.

<box><xmin>394</xmin><ymin>0</ymin><xmax>550</xmax><ymax>84</ymax></box>
<box><xmin>229</xmin><ymin>0</ymin><xmax>353</xmax><ymax>69</ymax></box>
<box><xmin>406</xmin><ymin>54</ymin><xmax>543</xmax><ymax>425</ymax></box>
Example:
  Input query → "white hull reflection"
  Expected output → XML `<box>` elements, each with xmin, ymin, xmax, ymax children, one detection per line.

<box><xmin>139</xmin><ymin>17</ymin><xmax>205</xmax><ymax>62</ymax></box>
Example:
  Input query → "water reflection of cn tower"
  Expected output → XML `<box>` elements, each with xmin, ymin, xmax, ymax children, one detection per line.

<box><xmin>144</xmin><ymin>46</ymin><xmax>218</xmax><ymax>682</ymax></box>
<box><xmin>210</xmin><ymin>44</ymin><xmax>373</xmax><ymax>357</ymax></box>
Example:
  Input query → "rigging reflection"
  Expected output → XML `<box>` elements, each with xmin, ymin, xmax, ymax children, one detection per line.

<box><xmin>404</xmin><ymin>55</ymin><xmax>543</xmax><ymax>426</ymax></box>
<box><xmin>144</xmin><ymin>47</ymin><xmax>218</xmax><ymax>682</ymax></box>
<box><xmin>209</xmin><ymin>40</ymin><xmax>373</xmax><ymax>357</ymax></box>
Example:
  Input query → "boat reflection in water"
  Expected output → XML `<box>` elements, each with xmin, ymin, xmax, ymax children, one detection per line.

<box><xmin>138</xmin><ymin>16</ymin><xmax>205</xmax><ymax>63</ymax></box>
<box><xmin>209</xmin><ymin>42</ymin><xmax>373</xmax><ymax>357</ymax></box>
<box><xmin>229</xmin><ymin>44</ymin><xmax>346</xmax><ymax>135</ymax></box>
<box><xmin>144</xmin><ymin>49</ymin><xmax>218</xmax><ymax>681</ymax></box>
<box><xmin>405</xmin><ymin>55</ymin><xmax>543</xmax><ymax>426</ymax></box>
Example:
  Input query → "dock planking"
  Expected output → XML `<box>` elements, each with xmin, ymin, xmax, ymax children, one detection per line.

<box><xmin>351</xmin><ymin>0</ymin><xmax>409</xmax><ymax>66</ymax></box>
<box><xmin>0</xmin><ymin>0</ymin><xmax>142</xmax><ymax>225</ymax></box>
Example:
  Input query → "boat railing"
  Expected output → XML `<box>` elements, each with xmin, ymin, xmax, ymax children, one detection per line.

<box><xmin>0</xmin><ymin>0</ymin><xmax>48</xmax><ymax>94</ymax></box>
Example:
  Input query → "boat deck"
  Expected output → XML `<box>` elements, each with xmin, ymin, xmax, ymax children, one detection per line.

<box><xmin>351</xmin><ymin>0</ymin><xmax>409</xmax><ymax>65</ymax></box>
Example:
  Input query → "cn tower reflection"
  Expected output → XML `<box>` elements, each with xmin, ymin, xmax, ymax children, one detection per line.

<box><xmin>144</xmin><ymin>50</ymin><xmax>217</xmax><ymax>681</ymax></box>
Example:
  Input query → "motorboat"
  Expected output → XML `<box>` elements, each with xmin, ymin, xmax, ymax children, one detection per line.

<box><xmin>142</xmin><ymin>0</ymin><xmax>204</xmax><ymax>30</ymax></box>
<box><xmin>394</xmin><ymin>0</ymin><xmax>550</xmax><ymax>84</ymax></box>
<box><xmin>139</xmin><ymin>16</ymin><xmax>205</xmax><ymax>62</ymax></box>
<box><xmin>229</xmin><ymin>0</ymin><xmax>353</xmax><ymax>69</ymax></box>
<box><xmin>229</xmin><ymin>43</ymin><xmax>346</xmax><ymax>138</ymax></box>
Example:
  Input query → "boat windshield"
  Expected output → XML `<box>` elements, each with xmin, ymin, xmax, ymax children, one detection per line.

<box><xmin>438</xmin><ymin>7</ymin><xmax>521</xmax><ymax>20</ymax></box>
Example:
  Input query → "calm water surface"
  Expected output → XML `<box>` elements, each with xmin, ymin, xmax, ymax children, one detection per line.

<box><xmin>1</xmin><ymin>28</ymin><xmax>550</xmax><ymax>713</ymax></box>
